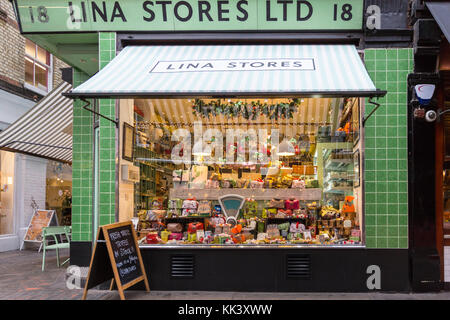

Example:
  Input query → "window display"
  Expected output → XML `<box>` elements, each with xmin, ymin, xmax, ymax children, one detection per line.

<box><xmin>126</xmin><ymin>97</ymin><xmax>363</xmax><ymax>246</ymax></box>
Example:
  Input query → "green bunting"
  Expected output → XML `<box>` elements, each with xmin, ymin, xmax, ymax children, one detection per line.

<box><xmin>192</xmin><ymin>98</ymin><xmax>301</xmax><ymax>121</ymax></box>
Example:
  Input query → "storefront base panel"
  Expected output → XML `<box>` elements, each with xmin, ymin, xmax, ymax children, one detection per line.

<box><xmin>70</xmin><ymin>242</ymin><xmax>92</xmax><ymax>267</ymax></box>
<box><xmin>132</xmin><ymin>248</ymin><xmax>409</xmax><ymax>292</ymax></box>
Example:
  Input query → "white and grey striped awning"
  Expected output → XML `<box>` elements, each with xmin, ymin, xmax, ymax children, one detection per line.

<box><xmin>68</xmin><ymin>44</ymin><xmax>384</xmax><ymax>98</ymax></box>
<box><xmin>0</xmin><ymin>82</ymin><xmax>73</xmax><ymax>163</ymax></box>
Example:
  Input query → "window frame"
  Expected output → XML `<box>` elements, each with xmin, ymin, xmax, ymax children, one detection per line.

<box><xmin>24</xmin><ymin>40</ymin><xmax>53</xmax><ymax>95</ymax></box>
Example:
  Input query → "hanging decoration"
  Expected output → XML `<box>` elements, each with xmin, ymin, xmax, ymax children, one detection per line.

<box><xmin>192</xmin><ymin>98</ymin><xmax>302</xmax><ymax>120</ymax></box>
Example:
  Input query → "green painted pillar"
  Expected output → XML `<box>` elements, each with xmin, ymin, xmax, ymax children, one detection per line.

<box><xmin>98</xmin><ymin>32</ymin><xmax>117</xmax><ymax>226</ymax></box>
<box><xmin>363</xmin><ymin>48</ymin><xmax>413</xmax><ymax>249</ymax></box>
<box><xmin>71</xmin><ymin>68</ymin><xmax>93</xmax><ymax>242</ymax></box>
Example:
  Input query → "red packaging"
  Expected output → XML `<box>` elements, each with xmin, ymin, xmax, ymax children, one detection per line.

<box><xmin>188</xmin><ymin>222</ymin><xmax>204</xmax><ymax>233</ymax></box>
<box><xmin>146</xmin><ymin>233</ymin><xmax>159</xmax><ymax>244</ymax></box>
<box><xmin>285</xmin><ymin>199</ymin><xmax>300</xmax><ymax>210</ymax></box>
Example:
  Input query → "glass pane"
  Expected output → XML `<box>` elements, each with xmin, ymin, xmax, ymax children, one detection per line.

<box><xmin>0</xmin><ymin>151</ymin><xmax>15</xmax><ymax>236</ymax></box>
<box><xmin>25</xmin><ymin>39</ymin><xmax>35</xmax><ymax>58</ymax></box>
<box><xmin>25</xmin><ymin>57</ymin><xmax>34</xmax><ymax>86</ymax></box>
<box><xmin>35</xmin><ymin>63</ymin><xmax>48</xmax><ymax>91</ymax></box>
<box><xmin>36</xmin><ymin>46</ymin><xmax>50</xmax><ymax>65</ymax></box>
<box><xmin>122</xmin><ymin>97</ymin><xmax>363</xmax><ymax>247</ymax></box>
<box><xmin>46</xmin><ymin>161</ymin><xmax>72</xmax><ymax>226</ymax></box>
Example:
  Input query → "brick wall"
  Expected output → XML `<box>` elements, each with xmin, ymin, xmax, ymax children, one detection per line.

<box><xmin>0</xmin><ymin>0</ymin><xmax>68</xmax><ymax>92</ymax></box>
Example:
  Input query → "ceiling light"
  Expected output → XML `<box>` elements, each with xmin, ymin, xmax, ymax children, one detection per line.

<box><xmin>277</xmin><ymin>140</ymin><xmax>295</xmax><ymax>157</ymax></box>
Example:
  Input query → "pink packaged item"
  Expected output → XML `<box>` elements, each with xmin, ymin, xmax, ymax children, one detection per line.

<box><xmin>168</xmin><ymin>233</ymin><xmax>183</xmax><ymax>240</ymax></box>
<box><xmin>292</xmin><ymin>179</ymin><xmax>306</xmax><ymax>189</ymax></box>
<box><xmin>289</xmin><ymin>222</ymin><xmax>306</xmax><ymax>233</ymax></box>
<box><xmin>284</xmin><ymin>199</ymin><xmax>300</xmax><ymax>210</ymax></box>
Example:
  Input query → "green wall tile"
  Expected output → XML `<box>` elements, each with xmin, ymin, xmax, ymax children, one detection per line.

<box><xmin>72</xmin><ymin>33</ymin><xmax>117</xmax><ymax>241</ymax></box>
<box><xmin>98</xmin><ymin>32</ymin><xmax>117</xmax><ymax>228</ymax></box>
<box><xmin>364</xmin><ymin>48</ymin><xmax>412</xmax><ymax>249</ymax></box>
<box><xmin>71</xmin><ymin>68</ymin><xmax>93</xmax><ymax>242</ymax></box>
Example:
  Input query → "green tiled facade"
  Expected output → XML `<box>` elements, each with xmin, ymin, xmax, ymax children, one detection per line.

<box><xmin>98</xmin><ymin>32</ymin><xmax>117</xmax><ymax>226</ymax></box>
<box><xmin>72</xmin><ymin>37</ymin><xmax>412</xmax><ymax>249</ymax></box>
<box><xmin>72</xmin><ymin>69</ymin><xmax>93</xmax><ymax>242</ymax></box>
<box><xmin>364</xmin><ymin>48</ymin><xmax>413</xmax><ymax>249</ymax></box>
<box><xmin>72</xmin><ymin>33</ymin><xmax>117</xmax><ymax>241</ymax></box>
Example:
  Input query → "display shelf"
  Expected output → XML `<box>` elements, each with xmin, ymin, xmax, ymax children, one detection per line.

<box><xmin>315</xmin><ymin>142</ymin><xmax>353</xmax><ymax>189</ymax></box>
<box><xmin>267</xmin><ymin>217</ymin><xmax>308</xmax><ymax>221</ymax></box>
<box><xmin>325</xmin><ymin>159</ymin><xmax>352</xmax><ymax>171</ymax></box>
<box><xmin>324</xmin><ymin>186</ymin><xmax>353</xmax><ymax>194</ymax></box>
<box><xmin>163</xmin><ymin>216</ymin><xmax>210</xmax><ymax>223</ymax></box>
<box><xmin>139</xmin><ymin>192</ymin><xmax>155</xmax><ymax>196</ymax></box>
<box><xmin>325</xmin><ymin>177</ymin><xmax>351</xmax><ymax>182</ymax></box>
<box><xmin>169</xmin><ymin>188</ymin><xmax>322</xmax><ymax>201</ymax></box>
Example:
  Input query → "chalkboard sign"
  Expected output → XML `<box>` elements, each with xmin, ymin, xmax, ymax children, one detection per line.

<box><xmin>107</xmin><ymin>225</ymin><xmax>142</xmax><ymax>286</ymax></box>
<box><xmin>82</xmin><ymin>221</ymin><xmax>149</xmax><ymax>300</ymax></box>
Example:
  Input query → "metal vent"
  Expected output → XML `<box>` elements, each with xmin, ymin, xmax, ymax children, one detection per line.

<box><xmin>171</xmin><ymin>255</ymin><xmax>195</xmax><ymax>278</ymax></box>
<box><xmin>286</xmin><ymin>255</ymin><xmax>311</xmax><ymax>279</ymax></box>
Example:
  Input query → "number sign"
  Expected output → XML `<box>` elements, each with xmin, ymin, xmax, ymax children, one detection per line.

<box><xmin>13</xmin><ymin>0</ymin><xmax>364</xmax><ymax>33</ymax></box>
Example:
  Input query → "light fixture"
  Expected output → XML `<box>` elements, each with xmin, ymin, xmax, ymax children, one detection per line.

<box><xmin>277</xmin><ymin>140</ymin><xmax>295</xmax><ymax>157</ymax></box>
<box><xmin>192</xmin><ymin>140</ymin><xmax>211</xmax><ymax>156</ymax></box>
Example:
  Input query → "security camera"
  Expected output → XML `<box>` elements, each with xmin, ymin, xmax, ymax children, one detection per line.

<box><xmin>425</xmin><ymin>110</ymin><xmax>437</xmax><ymax>122</ymax></box>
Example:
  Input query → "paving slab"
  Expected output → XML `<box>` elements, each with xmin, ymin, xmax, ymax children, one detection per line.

<box><xmin>1</xmin><ymin>250</ymin><xmax>450</xmax><ymax>300</ymax></box>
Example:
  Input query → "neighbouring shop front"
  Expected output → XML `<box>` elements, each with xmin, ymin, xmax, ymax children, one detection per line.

<box><xmin>12</xmin><ymin>0</ymin><xmax>415</xmax><ymax>291</ymax></box>
<box><xmin>0</xmin><ymin>82</ymin><xmax>74</xmax><ymax>251</ymax></box>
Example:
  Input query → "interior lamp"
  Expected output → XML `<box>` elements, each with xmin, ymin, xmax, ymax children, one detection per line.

<box><xmin>277</xmin><ymin>140</ymin><xmax>295</xmax><ymax>157</ymax></box>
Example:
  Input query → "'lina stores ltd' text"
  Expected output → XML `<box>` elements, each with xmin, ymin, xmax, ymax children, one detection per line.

<box><xmin>61</xmin><ymin>0</ymin><xmax>352</xmax><ymax>24</ymax></box>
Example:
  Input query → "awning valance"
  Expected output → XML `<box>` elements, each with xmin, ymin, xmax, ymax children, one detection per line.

<box><xmin>67</xmin><ymin>44</ymin><xmax>384</xmax><ymax>99</ymax></box>
<box><xmin>0</xmin><ymin>82</ymin><xmax>73</xmax><ymax>163</ymax></box>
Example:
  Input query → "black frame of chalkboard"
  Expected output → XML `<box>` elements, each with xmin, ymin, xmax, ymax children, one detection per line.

<box><xmin>82</xmin><ymin>221</ymin><xmax>150</xmax><ymax>300</ymax></box>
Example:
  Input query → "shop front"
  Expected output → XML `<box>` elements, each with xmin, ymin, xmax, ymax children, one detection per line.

<box><xmin>12</xmin><ymin>0</ymin><xmax>413</xmax><ymax>291</ymax></box>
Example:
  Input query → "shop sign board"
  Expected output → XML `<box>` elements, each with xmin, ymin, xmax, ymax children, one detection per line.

<box><xmin>82</xmin><ymin>221</ymin><xmax>149</xmax><ymax>300</ymax></box>
<box><xmin>13</xmin><ymin>0</ymin><xmax>363</xmax><ymax>33</ymax></box>
<box><xmin>20</xmin><ymin>209</ymin><xmax>57</xmax><ymax>250</ymax></box>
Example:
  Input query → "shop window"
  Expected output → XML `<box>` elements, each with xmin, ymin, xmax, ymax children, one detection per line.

<box><xmin>121</xmin><ymin>97</ymin><xmax>363</xmax><ymax>247</ymax></box>
<box><xmin>24</xmin><ymin>39</ymin><xmax>52</xmax><ymax>94</ymax></box>
<box><xmin>45</xmin><ymin>161</ymin><xmax>72</xmax><ymax>226</ymax></box>
<box><xmin>0</xmin><ymin>151</ymin><xmax>15</xmax><ymax>236</ymax></box>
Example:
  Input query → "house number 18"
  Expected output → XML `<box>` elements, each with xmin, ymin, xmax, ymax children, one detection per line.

<box><xmin>28</xmin><ymin>6</ymin><xmax>49</xmax><ymax>23</ymax></box>
<box><xmin>333</xmin><ymin>3</ymin><xmax>353</xmax><ymax>21</ymax></box>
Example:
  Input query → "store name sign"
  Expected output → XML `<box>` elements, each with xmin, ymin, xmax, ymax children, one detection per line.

<box><xmin>14</xmin><ymin>0</ymin><xmax>363</xmax><ymax>33</ymax></box>
<box><xmin>151</xmin><ymin>58</ymin><xmax>315</xmax><ymax>73</ymax></box>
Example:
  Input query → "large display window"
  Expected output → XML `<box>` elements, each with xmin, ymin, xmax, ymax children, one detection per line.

<box><xmin>120</xmin><ymin>96</ymin><xmax>363</xmax><ymax>246</ymax></box>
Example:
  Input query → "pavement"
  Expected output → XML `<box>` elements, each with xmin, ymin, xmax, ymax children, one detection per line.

<box><xmin>1</xmin><ymin>249</ymin><xmax>450</xmax><ymax>300</ymax></box>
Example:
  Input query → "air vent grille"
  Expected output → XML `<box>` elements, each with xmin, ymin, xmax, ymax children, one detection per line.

<box><xmin>171</xmin><ymin>255</ymin><xmax>195</xmax><ymax>278</ymax></box>
<box><xmin>286</xmin><ymin>255</ymin><xmax>311</xmax><ymax>279</ymax></box>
